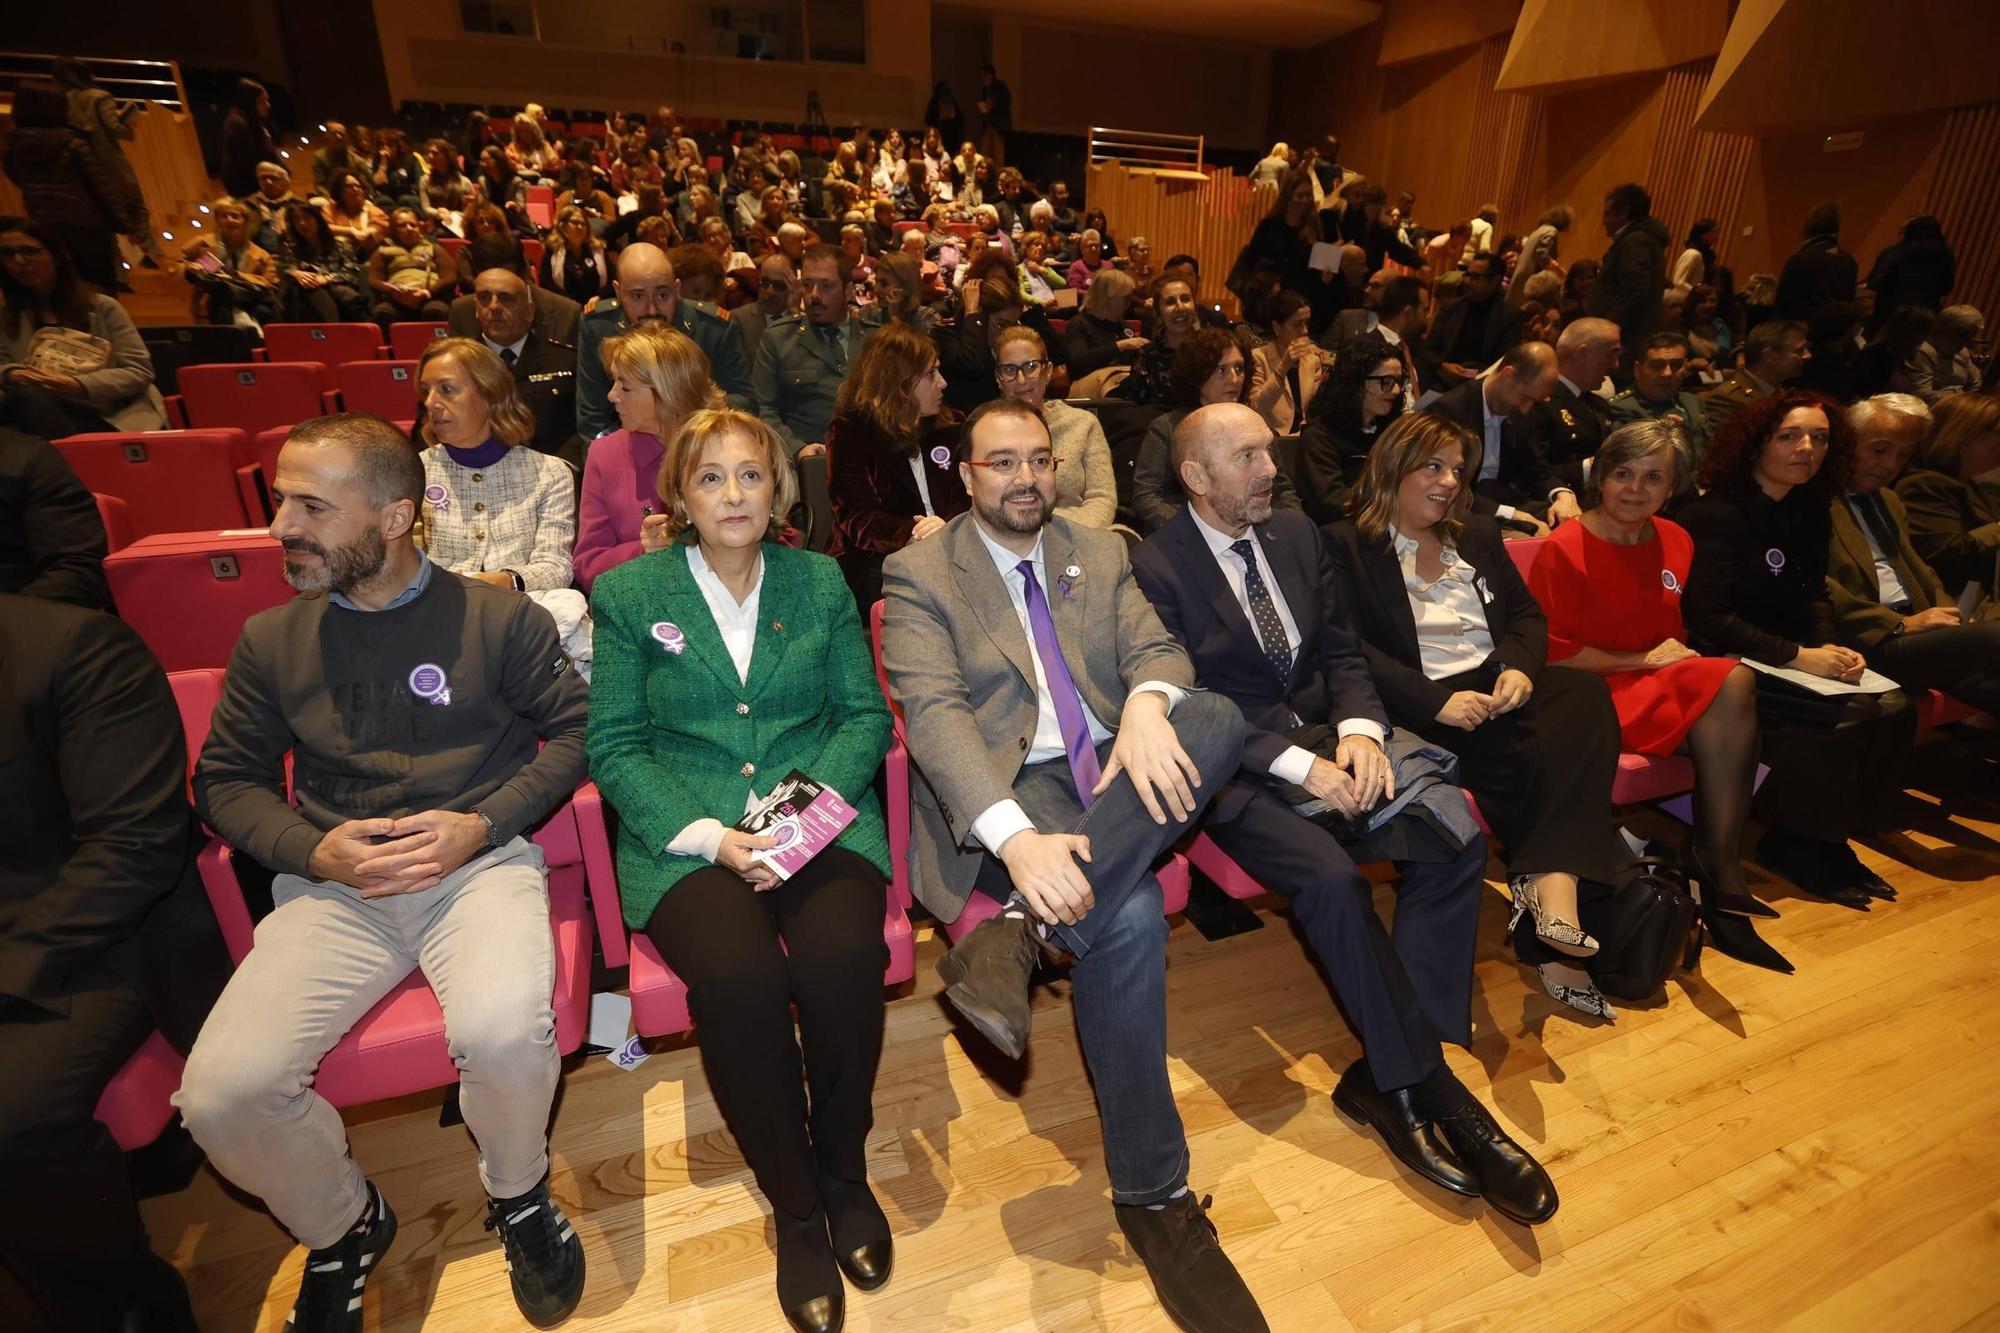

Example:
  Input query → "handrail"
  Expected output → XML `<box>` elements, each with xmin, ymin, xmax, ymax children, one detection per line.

<box><xmin>1088</xmin><ymin>126</ymin><xmax>1205</xmax><ymax>174</ymax></box>
<box><xmin>0</xmin><ymin>52</ymin><xmax>188</xmax><ymax>112</ymax></box>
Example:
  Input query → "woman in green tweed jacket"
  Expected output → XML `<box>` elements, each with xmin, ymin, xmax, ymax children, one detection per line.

<box><xmin>587</xmin><ymin>408</ymin><xmax>895</xmax><ymax>1333</ymax></box>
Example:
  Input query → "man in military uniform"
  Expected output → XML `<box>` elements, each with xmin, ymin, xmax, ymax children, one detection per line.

<box><xmin>1608</xmin><ymin>331</ymin><xmax>1711</xmax><ymax>464</ymax></box>
<box><xmin>732</xmin><ymin>254</ymin><xmax>798</xmax><ymax>370</ymax></box>
<box><xmin>575</xmin><ymin>242</ymin><xmax>752</xmax><ymax>441</ymax></box>
<box><xmin>417</xmin><ymin>259</ymin><xmax>584</xmax><ymax>468</ymax></box>
<box><xmin>447</xmin><ymin>234</ymin><xmax>580</xmax><ymax>345</ymax></box>
<box><xmin>750</xmin><ymin>243</ymin><xmax>877</xmax><ymax>460</ymax></box>
<box><xmin>1702</xmin><ymin>319</ymin><xmax>1808</xmax><ymax>436</ymax></box>
<box><xmin>1533</xmin><ymin>317</ymin><xmax>1620</xmax><ymax>490</ymax></box>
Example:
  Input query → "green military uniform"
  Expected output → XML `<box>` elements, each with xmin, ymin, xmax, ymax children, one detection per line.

<box><xmin>574</xmin><ymin>299</ymin><xmax>752</xmax><ymax>441</ymax></box>
<box><xmin>749</xmin><ymin>312</ymin><xmax>878</xmax><ymax>458</ymax></box>
<box><xmin>1700</xmin><ymin>368</ymin><xmax>1774</xmax><ymax>439</ymax></box>
<box><xmin>1607</xmin><ymin>387</ymin><xmax>1712</xmax><ymax>462</ymax></box>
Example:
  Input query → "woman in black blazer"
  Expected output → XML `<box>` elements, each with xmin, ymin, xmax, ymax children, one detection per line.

<box><xmin>1325</xmin><ymin>413</ymin><xmax>1631</xmax><ymax>1020</ymax></box>
<box><xmin>1064</xmin><ymin>268</ymin><xmax>1146</xmax><ymax>383</ymax></box>
<box><xmin>1680</xmin><ymin>388</ymin><xmax>1914</xmax><ymax>907</ymax></box>
<box><xmin>1296</xmin><ymin>334</ymin><xmax>1407</xmax><ymax>525</ymax></box>
<box><xmin>825</xmin><ymin>322</ymin><xmax>969</xmax><ymax>611</ymax></box>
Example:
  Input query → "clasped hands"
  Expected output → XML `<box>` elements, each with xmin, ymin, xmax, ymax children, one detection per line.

<box><xmin>310</xmin><ymin>810</ymin><xmax>493</xmax><ymax>898</ymax></box>
<box><xmin>1434</xmin><ymin>667</ymin><xmax>1534</xmax><ymax>730</ymax></box>
<box><xmin>1300</xmin><ymin>734</ymin><xmax>1397</xmax><ymax>819</ymax></box>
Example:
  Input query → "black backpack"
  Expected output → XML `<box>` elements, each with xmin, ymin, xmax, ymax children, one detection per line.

<box><xmin>1584</xmin><ymin>858</ymin><xmax>1700</xmax><ymax>1002</ymax></box>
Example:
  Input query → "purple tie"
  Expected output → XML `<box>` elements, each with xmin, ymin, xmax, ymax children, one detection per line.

<box><xmin>1017</xmin><ymin>559</ymin><xmax>1103</xmax><ymax>805</ymax></box>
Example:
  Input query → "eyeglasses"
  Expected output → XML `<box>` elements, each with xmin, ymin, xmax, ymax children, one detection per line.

<box><xmin>964</xmin><ymin>453</ymin><xmax>1061</xmax><ymax>476</ymax></box>
<box><xmin>1364</xmin><ymin>374</ymin><xmax>1406</xmax><ymax>388</ymax></box>
<box><xmin>0</xmin><ymin>244</ymin><xmax>49</xmax><ymax>260</ymax></box>
<box><xmin>995</xmin><ymin>359</ymin><xmax>1048</xmax><ymax>381</ymax></box>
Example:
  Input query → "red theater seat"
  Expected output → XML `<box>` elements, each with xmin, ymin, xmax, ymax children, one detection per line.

<box><xmin>337</xmin><ymin>360</ymin><xmax>422</xmax><ymax>419</ymax></box>
<box><xmin>54</xmin><ymin>430</ymin><xmax>262</xmax><ymax>536</ymax></box>
<box><xmin>261</xmin><ymin>323</ymin><xmax>388</xmax><ymax>374</ymax></box>
<box><xmin>389</xmin><ymin>321</ymin><xmax>451</xmax><ymax>359</ymax></box>
<box><xmin>93</xmin><ymin>492</ymin><xmax>134</xmax><ymax>552</ymax></box>
<box><xmin>105</xmin><ymin>531</ymin><xmax>291</xmax><ymax>671</ymax></box>
<box><xmin>178</xmin><ymin>363</ymin><xmax>338</xmax><ymax>437</ymax></box>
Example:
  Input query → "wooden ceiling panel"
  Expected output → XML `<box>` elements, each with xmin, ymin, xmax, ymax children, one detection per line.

<box><xmin>1495</xmin><ymin>0</ymin><xmax>1727</xmax><ymax>93</ymax></box>
<box><xmin>1378</xmin><ymin>0</ymin><xmax>1520</xmax><ymax>67</ymax></box>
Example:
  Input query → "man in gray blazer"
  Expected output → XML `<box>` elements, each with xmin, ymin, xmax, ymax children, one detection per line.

<box><xmin>880</xmin><ymin>396</ymin><xmax>1265</xmax><ymax>1333</ymax></box>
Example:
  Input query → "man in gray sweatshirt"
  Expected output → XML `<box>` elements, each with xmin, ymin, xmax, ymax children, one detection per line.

<box><xmin>177</xmin><ymin>413</ymin><xmax>590</xmax><ymax>1332</ymax></box>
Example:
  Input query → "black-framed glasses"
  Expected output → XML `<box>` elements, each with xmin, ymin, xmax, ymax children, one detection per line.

<box><xmin>995</xmin><ymin>359</ymin><xmax>1048</xmax><ymax>381</ymax></box>
<box><xmin>964</xmin><ymin>453</ymin><xmax>1061</xmax><ymax>476</ymax></box>
<box><xmin>1364</xmin><ymin>373</ymin><xmax>1407</xmax><ymax>388</ymax></box>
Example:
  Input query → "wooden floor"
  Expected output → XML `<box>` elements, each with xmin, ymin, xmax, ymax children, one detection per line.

<box><xmin>143</xmin><ymin>741</ymin><xmax>2000</xmax><ymax>1332</ymax></box>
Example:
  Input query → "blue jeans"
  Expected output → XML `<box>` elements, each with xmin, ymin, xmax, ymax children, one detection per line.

<box><xmin>985</xmin><ymin>689</ymin><xmax>1245</xmax><ymax>1202</ymax></box>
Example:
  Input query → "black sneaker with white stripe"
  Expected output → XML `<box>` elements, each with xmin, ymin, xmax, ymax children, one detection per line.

<box><xmin>484</xmin><ymin>1180</ymin><xmax>585</xmax><ymax>1327</ymax></box>
<box><xmin>284</xmin><ymin>1181</ymin><xmax>397</xmax><ymax>1333</ymax></box>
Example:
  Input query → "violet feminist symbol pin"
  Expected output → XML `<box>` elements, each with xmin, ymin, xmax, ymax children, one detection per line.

<box><xmin>929</xmin><ymin>444</ymin><xmax>952</xmax><ymax>469</ymax></box>
<box><xmin>651</xmin><ymin>621</ymin><xmax>686</xmax><ymax>654</ymax></box>
<box><xmin>424</xmin><ymin>483</ymin><xmax>449</xmax><ymax>514</ymax></box>
<box><xmin>408</xmin><ymin>663</ymin><xmax>452</xmax><ymax>706</ymax></box>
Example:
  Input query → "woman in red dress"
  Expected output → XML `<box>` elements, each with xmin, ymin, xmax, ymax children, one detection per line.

<box><xmin>1528</xmin><ymin>419</ymin><xmax>1778</xmax><ymax>932</ymax></box>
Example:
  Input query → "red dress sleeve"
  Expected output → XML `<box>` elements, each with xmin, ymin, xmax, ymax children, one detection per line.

<box><xmin>1527</xmin><ymin>526</ymin><xmax>1590</xmax><ymax>662</ymax></box>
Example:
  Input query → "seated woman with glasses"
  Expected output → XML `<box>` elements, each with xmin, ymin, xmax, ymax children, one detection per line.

<box><xmin>991</xmin><ymin>326</ymin><xmax>1115</xmax><ymax>527</ymax></box>
<box><xmin>826</xmin><ymin>323</ymin><xmax>969</xmax><ymax>609</ymax></box>
<box><xmin>1130</xmin><ymin>327</ymin><xmax>1300</xmax><ymax>533</ymax></box>
<box><xmin>0</xmin><ymin>217</ymin><xmax>168</xmax><ymax>436</ymax></box>
<box><xmin>1296</xmin><ymin>334</ymin><xmax>1406</xmax><ymax>525</ymax></box>
<box><xmin>1681</xmin><ymin>390</ymin><xmax>1915</xmax><ymax>909</ymax></box>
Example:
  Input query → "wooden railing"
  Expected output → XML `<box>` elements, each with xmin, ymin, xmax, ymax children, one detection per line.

<box><xmin>1086</xmin><ymin>160</ymin><xmax>1273</xmax><ymax>318</ymax></box>
<box><xmin>1088</xmin><ymin>126</ymin><xmax>1205</xmax><ymax>178</ymax></box>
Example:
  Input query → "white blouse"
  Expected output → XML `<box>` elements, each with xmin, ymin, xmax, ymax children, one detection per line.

<box><xmin>1392</xmin><ymin>526</ymin><xmax>1497</xmax><ymax>681</ymax></box>
<box><xmin>665</xmin><ymin>544</ymin><xmax>767</xmax><ymax>861</ymax></box>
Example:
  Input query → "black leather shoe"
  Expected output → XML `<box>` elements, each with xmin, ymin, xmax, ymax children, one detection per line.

<box><xmin>1331</xmin><ymin>1060</ymin><xmax>1479</xmax><ymax>1197</ymax></box>
<box><xmin>935</xmin><ymin>911</ymin><xmax>1040</xmax><ymax>1059</ymax></box>
<box><xmin>1114</xmin><ymin>1193</ymin><xmax>1270</xmax><ymax>1333</ymax></box>
<box><xmin>1829</xmin><ymin>843</ymin><xmax>1897</xmax><ymax>900</ymax></box>
<box><xmin>1419</xmin><ymin>1093</ymin><xmax>1560</xmax><ymax>1226</ymax></box>
<box><xmin>819</xmin><ymin>1175</ymin><xmax>893</xmax><ymax>1292</ymax></box>
<box><xmin>1755</xmin><ymin>830</ymin><xmax>1872</xmax><ymax>911</ymax></box>
<box><xmin>1688</xmin><ymin>849</ymin><xmax>1782</xmax><ymax>919</ymax></box>
<box><xmin>1699</xmin><ymin>899</ymin><xmax>1794</xmax><ymax>973</ymax></box>
<box><xmin>775</xmin><ymin>1205</ymin><xmax>843</xmax><ymax>1333</ymax></box>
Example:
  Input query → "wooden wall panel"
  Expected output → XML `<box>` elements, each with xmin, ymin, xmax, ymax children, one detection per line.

<box><xmin>1458</xmin><ymin>37</ymin><xmax>1512</xmax><ymax>219</ymax></box>
<box><xmin>1925</xmin><ymin>100</ymin><xmax>2000</xmax><ymax>327</ymax></box>
<box><xmin>1085</xmin><ymin>163</ymin><xmax>1270</xmax><ymax>316</ymax></box>
<box><xmin>1378</xmin><ymin>0</ymin><xmax>1518</xmax><ymax>67</ymax></box>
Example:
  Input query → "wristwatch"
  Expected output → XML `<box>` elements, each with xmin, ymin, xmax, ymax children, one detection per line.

<box><xmin>470</xmin><ymin>807</ymin><xmax>504</xmax><ymax>847</ymax></box>
<box><xmin>504</xmin><ymin>569</ymin><xmax>526</xmax><ymax>592</ymax></box>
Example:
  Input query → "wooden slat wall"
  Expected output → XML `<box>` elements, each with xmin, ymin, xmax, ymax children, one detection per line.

<box><xmin>1646</xmin><ymin>58</ymin><xmax>1755</xmax><ymax>275</ymax></box>
<box><xmin>1086</xmin><ymin>162</ymin><xmax>1272</xmax><ymax>317</ymax></box>
<box><xmin>1925</xmin><ymin>99</ymin><xmax>2000</xmax><ymax>325</ymax></box>
<box><xmin>1460</xmin><ymin>36</ymin><xmax>1514</xmax><ymax>225</ymax></box>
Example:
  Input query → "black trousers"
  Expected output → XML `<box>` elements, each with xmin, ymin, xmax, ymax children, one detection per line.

<box><xmin>644</xmin><ymin>847</ymin><xmax>888</xmax><ymax>1222</ymax></box>
<box><xmin>0</xmin><ymin>965</ymin><xmax>154</xmax><ymax>1333</ymax></box>
<box><xmin>0</xmin><ymin>381</ymin><xmax>115</xmax><ymax>439</ymax></box>
<box><xmin>1204</xmin><ymin>786</ymin><xmax>1486</xmax><ymax>1091</ymax></box>
<box><xmin>1405</xmin><ymin>664</ymin><xmax>1632</xmax><ymax>885</ymax></box>
<box><xmin>1753</xmin><ymin>678</ymin><xmax>1915</xmax><ymax>840</ymax></box>
<box><xmin>1871</xmin><ymin>619</ymin><xmax>2000</xmax><ymax>717</ymax></box>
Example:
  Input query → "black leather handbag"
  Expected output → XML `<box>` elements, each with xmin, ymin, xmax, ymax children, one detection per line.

<box><xmin>1585</xmin><ymin>857</ymin><xmax>1700</xmax><ymax>1002</ymax></box>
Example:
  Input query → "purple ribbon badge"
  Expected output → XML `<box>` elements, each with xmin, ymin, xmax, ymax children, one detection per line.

<box><xmin>651</xmin><ymin>621</ymin><xmax>685</xmax><ymax>655</ymax></box>
<box><xmin>1057</xmin><ymin>563</ymin><xmax>1082</xmax><ymax>600</ymax></box>
<box><xmin>1765</xmin><ymin>547</ymin><xmax>1786</xmax><ymax>574</ymax></box>
<box><xmin>930</xmin><ymin>444</ymin><xmax>952</xmax><ymax>469</ymax></box>
<box><xmin>407</xmin><ymin>663</ymin><xmax>452</xmax><ymax>706</ymax></box>
<box><xmin>424</xmin><ymin>483</ymin><xmax>449</xmax><ymax>514</ymax></box>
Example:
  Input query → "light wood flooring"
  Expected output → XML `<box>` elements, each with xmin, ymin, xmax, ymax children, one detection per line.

<box><xmin>143</xmin><ymin>742</ymin><xmax>2000</xmax><ymax>1332</ymax></box>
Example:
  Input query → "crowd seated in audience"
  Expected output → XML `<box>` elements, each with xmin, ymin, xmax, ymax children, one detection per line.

<box><xmin>1609</xmin><ymin>331</ymin><xmax>1711</xmax><ymax>463</ymax></box>
<box><xmin>1906</xmin><ymin>305</ymin><xmax>1985</xmax><ymax>404</ymax></box>
<box><xmin>1132</xmin><ymin>327</ymin><xmax>1304</xmax><ymax>534</ymax></box>
<box><xmin>1704</xmin><ymin>319</ymin><xmax>1810</xmax><ymax>433</ymax></box>
<box><xmin>177</xmin><ymin>196</ymin><xmax>278</xmax><ymax>330</ymax></box>
<box><xmin>1895</xmin><ymin>388</ymin><xmax>2000</xmax><ymax>592</ymax></box>
<box><xmin>273</xmin><ymin>199</ymin><xmax>369</xmax><ymax>321</ymax></box>
<box><xmin>1296</xmin><ymin>333</ymin><xmax>1406</xmax><ymax>525</ymax></box>
<box><xmin>1427</xmin><ymin>341</ymin><xmax>1575</xmax><ymax>533</ymax></box>
<box><xmin>367</xmin><ymin>207</ymin><xmax>457</xmax><ymax>329</ymax></box>
<box><xmin>1247</xmin><ymin>290</ymin><xmax>1326</xmax><ymax>437</ymax></box>
<box><xmin>991</xmin><ymin>325</ymin><xmax>1116</xmax><ymax>527</ymax></box>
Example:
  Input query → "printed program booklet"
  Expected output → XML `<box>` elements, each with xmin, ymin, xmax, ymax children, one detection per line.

<box><xmin>734</xmin><ymin>770</ymin><xmax>857</xmax><ymax>881</ymax></box>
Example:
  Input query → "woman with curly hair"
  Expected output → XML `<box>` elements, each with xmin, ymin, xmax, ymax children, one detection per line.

<box><xmin>825</xmin><ymin>322</ymin><xmax>968</xmax><ymax>607</ymax></box>
<box><xmin>1295</xmin><ymin>333</ymin><xmax>1406</xmax><ymax>524</ymax></box>
<box><xmin>1129</xmin><ymin>325</ymin><xmax>1301</xmax><ymax>533</ymax></box>
<box><xmin>1680</xmin><ymin>388</ymin><xmax>1915</xmax><ymax>908</ymax></box>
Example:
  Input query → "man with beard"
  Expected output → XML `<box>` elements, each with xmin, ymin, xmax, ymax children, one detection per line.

<box><xmin>879</xmin><ymin>396</ymin><xmax>1268</xmax><ymax>1333</ymax></box>
<box><xmin>1130</xmin><ymin>402</ymin><xmax>1558</xmax><ymax>1228</ymax></box>
<box><xmin>751</xmin><ymin>243</ymin><xmax>878</xmax><ymax>458</ymax></box>
<box><xmin>176</xmin><ymin>413</ymin><xmax>591</xmax><ymax>1332</ymax></box>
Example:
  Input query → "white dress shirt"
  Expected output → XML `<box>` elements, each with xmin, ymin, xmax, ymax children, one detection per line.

<box><xmin>1477</xmin><ymin>380</ymin><xmax>1573</xmax><ymax>520</ymax></box>
<box><xmin>907</xmin><ymin>456</ymin><xmax>935</xmax><ymax>517</ymax></box>
<box><xmin>665</xmin><ymin>545</ymin><xmax>768</xmax><ymax>862</ymax></box>
<box><xmin>968</xmin><ymin>522</ymin><xmax>1184</xmax><ymax>855</ymax></box>
<box><xmin>1189</xmin><ymin>509</ymin><xmax>1384</xmax><ymax>784</ymax></box>
<box><xmin>1846</xmin><ymin>495</ymin><xmax>1913</xmax><ymax>608</ymax></box>
<box><xmin>1392</xmin><ymin>526</ymin><xmax>1497</xmax><ymax>680</ymax></box>
<box><xmin>483</xmin><ymin>332</ymin><xmax>530</xmax><ymax>363</ymax></box>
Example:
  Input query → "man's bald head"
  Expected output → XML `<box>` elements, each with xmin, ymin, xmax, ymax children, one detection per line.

<box><xmin>1485</xmin><ymin>341</ymin><xmax>1559</xmax><ymax>416</ymax></box>
<box><xmin>616</xmin><ymin>243</ymin><xmax>678</xmax><ymax>322</ymax></box>
<box><xmin>1176</xmin><ymin>402</ymin><xmax>1279</xmax><ymax>533</ymax></box>
<box><xmin>1555</xmin><ymin>316</ymin><xmax>1622</xmax><ymax>388</ymax></box>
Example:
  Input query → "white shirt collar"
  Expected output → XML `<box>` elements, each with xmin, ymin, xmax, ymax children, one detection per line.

<box><xmin>483</xmin><ymin>332</ymin><xmax>530</xmax><ymax>361</ymax></box>
<box><xmin>973</xmin><ymin>519</ymin><xmax>1045</xmax><ymax>580</ymax></box>
<box><xmin>1377</xmin><ymin>323</ymin><xmax>1403</xmax><ymax>347</ymax></box>
<box><xmin>1189</xmin><ymin>505</ymin><xmax>1255</xmax><ymax>559</ymax></box>
<box><xmin>686</xmin><ymin>541</ymin><xmax>764</xmax><ymax>612</ymax></box>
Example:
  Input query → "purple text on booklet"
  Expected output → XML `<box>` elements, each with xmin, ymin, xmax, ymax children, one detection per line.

<box><xmin>733</xmin><ymin>769</ymin><xmax>857</xmax><ymax>881</ymax></box>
